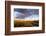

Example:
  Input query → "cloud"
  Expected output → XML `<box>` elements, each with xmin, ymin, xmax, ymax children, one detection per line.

<box><xmin>14</xmin><ymin>8</ymin><xmax>39</xmax><ymax>20</ymax></box>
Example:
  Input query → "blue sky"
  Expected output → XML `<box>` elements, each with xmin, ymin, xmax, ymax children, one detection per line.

<box><xmin>14</xmin><ymin>8</ymin><xmax>39</xmax><ymax>20</ymax></box>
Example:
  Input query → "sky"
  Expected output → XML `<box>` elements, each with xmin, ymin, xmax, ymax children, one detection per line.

<box><xmin>14</xmin><ymin>8</ymin><xmax>39</xmax><ymax>20</ymax></box>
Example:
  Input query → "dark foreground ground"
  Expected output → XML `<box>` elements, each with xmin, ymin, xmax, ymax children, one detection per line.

<box><xmin>14</xmin><ymin>20</ymin><xmax>39</xmax><ymax>27</ymax></box>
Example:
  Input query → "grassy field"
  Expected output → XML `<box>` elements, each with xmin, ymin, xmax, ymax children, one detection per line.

<box><xmin>14</xmin><ymin>20</ymin><xmax>39</xmax><ymax>27</ymax></box>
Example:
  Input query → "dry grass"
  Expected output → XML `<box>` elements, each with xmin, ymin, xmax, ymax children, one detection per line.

<box><xmin>14</xmin><ymin>20</ymin><xmax>39</xmax><ymax>27</ymax></box>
